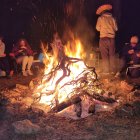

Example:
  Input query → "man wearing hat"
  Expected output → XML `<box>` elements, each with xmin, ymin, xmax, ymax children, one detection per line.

<box><xmin>96</xmin><ymin>4</ymin><xmax>118</xmax><ymax>74</ymax></box>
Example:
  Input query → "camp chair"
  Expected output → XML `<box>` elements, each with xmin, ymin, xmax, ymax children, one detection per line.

<box><xmin>126</xmin><ymin>64</ymin><xmax>140</xmax><ymax>77</ymax></box>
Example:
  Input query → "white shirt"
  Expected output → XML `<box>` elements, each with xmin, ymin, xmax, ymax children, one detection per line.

<box><xmin>96</xmin><ymin>13</ymin><xmax>118</xmax><ymax>38</ymax></box>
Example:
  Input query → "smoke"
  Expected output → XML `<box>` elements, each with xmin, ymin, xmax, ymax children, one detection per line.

<box><xmin>61</xmin><ymin>15</ymin><xmax>97</xmax><ymax>68</ymax></box>
<box><xmin>74</xmin><ymin>16</ymin><xmax>95</xmax><ymax>52</ymax></box>
<box><xmin>74</xmin><ymin>16</ymin><xmax>97</xmax><ymax>67</ymax></box>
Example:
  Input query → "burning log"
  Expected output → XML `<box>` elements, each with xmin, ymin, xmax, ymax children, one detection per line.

<box><xmin>32</xmin><ymin>38</ymin><xmax>117</xmax><ymax>115</ymax></box>
<box><xmin>49</xmin><ymin>96</ymin><xmax>82</xmax><ymax>113</ymax></box>
<box><xmin>85</xmin><ymin>92</ymin><xmax>116</xmax><ymax>103</ymax></box>
<box><xmin>49</xmin><ymin>91</ymin><xmax>116</xmax><ymax>114</ymax></box>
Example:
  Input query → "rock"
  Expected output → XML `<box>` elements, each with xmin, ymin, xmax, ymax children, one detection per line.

<box><xmin>12</xmin><ymin>119</ymin><xmax>40</xmax><ymax>134</ymax></box>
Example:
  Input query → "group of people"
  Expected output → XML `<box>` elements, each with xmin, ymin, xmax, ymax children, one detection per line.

<box><xmin>1</xmin><ymin>3</ymin><xmax>140</xmax><ymax>79</ymax></box>
<box><xmin>0</xmin><ymin>37</ymin><xmax>34</xmax><ymax>77</ymax></box>
<box><xmin>96</xmin><ymin>4</ymin><xmax>140</xmax><ymax>78</ymax></box>
<box><xmin>0</xmin><ymin>32</ymin><xmax>63</xmax><ymax>78</ymax></box>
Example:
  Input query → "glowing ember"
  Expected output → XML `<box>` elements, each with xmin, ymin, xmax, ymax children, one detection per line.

<box><xmin>32</xmin><ymin>38</ymin><xmax>99</xmax><ymax>112</ymax></box>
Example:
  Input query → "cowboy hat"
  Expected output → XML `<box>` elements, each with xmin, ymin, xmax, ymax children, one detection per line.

<box><xmin>96</xmin><ymin>4</ymin><xmax>112</xmax><ymax>15</ymax></box>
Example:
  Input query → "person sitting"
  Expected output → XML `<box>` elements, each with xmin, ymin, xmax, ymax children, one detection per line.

<box><xmin>116</xmin><ymin>36</ymin><xmax>140</xmax><ymax>78</ymax></box>
<box><xmin>32</xmin><ymin>46</ymin><xmax>46</xmax><ymax>73</ymax></box>
<box><xmin>0</xmin><ymin>36</ymin><xmax>12</xmax><ymax>78</ymax></box>
<box><xmin>10</xmin><ymin>39</ymin><xmax>34</xmax><ymax>76</ymax></box>
<box><xmin>51</xmin><ymin>32</ymin><xmax>64</xmax><ymax>61</ymax></box>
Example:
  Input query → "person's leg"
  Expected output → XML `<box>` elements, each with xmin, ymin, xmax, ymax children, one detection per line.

<box><xmin>27</xmin><ymin>56</ymin><xmax>34</xmax><ymax>75</ymax></box>
<box><xmin>0</xmin><ymin>57</ymin><xmax>10</xmax><ymax>76</ymax></box>
<box><xmin>109</xmin><ymin>38</ymin><xmax>116</xmax><ymax>73</ymax></box>
<box><xmin>22</xmin><ymin>56</ymin><xmax>29</xmax><ymax>76</ymax></box>
<box><xmin>99</xmin><ymin>38</ymin><xmax>109</xmax><ymax>73</ymax></box>
<box><xmin>0</xmin><ymin>58</ymin><xmax>4</xmax><ymax>70</ymax></box>
<box><xmin>8</xmin><ymin>56</ymin><xmax>15</xmax><ymax>76</ymax></box>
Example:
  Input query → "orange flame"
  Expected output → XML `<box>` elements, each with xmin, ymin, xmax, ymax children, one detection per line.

<box><xmin>33</xmin><ymin>38</ymin><xmax>88</xmax><ymax>111</ymax></box>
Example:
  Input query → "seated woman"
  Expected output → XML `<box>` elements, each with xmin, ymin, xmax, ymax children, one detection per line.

<box><xmin>117</xmin><ymin>36</ymin><xmax>140</xmax><ymax>78</ymax></box>
<box><xmin>10</xmin><ymin>39</ymin><xmax>34</xmax><ymax>76</ymax></box>
<box><xmin>0</xmin><ymin>36</ymin><xmax>11</xmax><ymax>77</ymax></box>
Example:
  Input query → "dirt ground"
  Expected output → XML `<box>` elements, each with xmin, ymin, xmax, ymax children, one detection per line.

<box><xmin>0</xmin><ymin>74</ymin><xmax>140</xmax><ymax>140</ymax></box>
<box><xmin>0</xmin><ymin>75</ymin><xmax>34</xmax><ymax>91</ymax></box>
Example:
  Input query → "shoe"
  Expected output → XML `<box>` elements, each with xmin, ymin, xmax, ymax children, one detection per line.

<box><xmin>27</xmin><ymin>70</ymin><xmax>33</xmax><ymax>76</ymax></box>
<box><xmin>22</xmin><ymin>71</ymin><xmax>28</xmax><ymax>76</ymax></box>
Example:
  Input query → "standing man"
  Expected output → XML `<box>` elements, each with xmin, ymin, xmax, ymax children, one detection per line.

<box><xmin>96</xmin><ymin>4</ymin><xmax>118</xmax><ymax>74</ymax></box>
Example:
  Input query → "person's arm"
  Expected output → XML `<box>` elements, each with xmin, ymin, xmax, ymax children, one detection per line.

<box><xmin>96</xmin><ymin>17</ymin><xmax>101</xmax><ymax>31</ymax></box>
<box><xmin>10</xmin><ymin>46</ymin><xmax>20</xmax><ymax>57</ymax></box>
<box><xmin>0</xmin><ymin>43</ymin><xmax>5</xmax><ymax>57</ymax></box>
<box><xmin>26</xmin><ymin>47</ymin><xmax>33</xmax><ymax>56</ymax></box>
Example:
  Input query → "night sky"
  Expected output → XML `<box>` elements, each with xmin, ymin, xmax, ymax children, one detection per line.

<box><xmin>121</xmin><ymin>0</ymin><xmax>140</xmax><ymax>41</ymax></box>
<box><xmin>0</xmin><ymin>0</ymin><xmax>140</xmax><ymax>53</ymax></box>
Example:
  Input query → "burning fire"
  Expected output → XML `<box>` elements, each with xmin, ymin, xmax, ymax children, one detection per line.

<box><xmin>33</xmin><ymin>38</ymin><xmax>98</xmax><ymax>112</ymax></box>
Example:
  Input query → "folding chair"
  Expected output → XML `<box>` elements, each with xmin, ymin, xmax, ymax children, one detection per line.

<box><xmin>126</xmin><ymin>64</ymin><xmax>140</xmax><ymax>76</ymax></box>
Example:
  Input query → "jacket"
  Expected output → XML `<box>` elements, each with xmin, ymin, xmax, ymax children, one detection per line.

<box><xmin>96</xmin><ymin>13</ymin><xmax>118</xmax><ymax>38</ymax></box>
<box><xmin>12</xmin><ymin>46</ymin><xmax>33</xmax><ymax>57</ymax></box>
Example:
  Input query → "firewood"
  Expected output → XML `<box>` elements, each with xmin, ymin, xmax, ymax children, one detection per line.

<box><xmin>49</xmin><ymin>91</ymin><xmax>116</xmax><ymax>114</ymax></box>
<box><xmin>49</xmin><ymin>96</ymin><xmax>82</xmax><ymax>113</ymax></box>
<box><xmin>85</xmin><ymin>92</ymin><xmax>116</xmax><ymax>103</ymax></box>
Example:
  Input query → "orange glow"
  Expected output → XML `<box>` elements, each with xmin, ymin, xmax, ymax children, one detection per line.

<box><xmin>32</xmin><ymin>38</ymin><xmax>93</xmax><ymax>112</ymax></box>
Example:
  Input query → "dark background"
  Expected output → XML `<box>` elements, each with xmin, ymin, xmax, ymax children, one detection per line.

<box><xmin>0</xmin><ymin>0</ymin><xmax>140</xmax><ymax>54</ymax></box>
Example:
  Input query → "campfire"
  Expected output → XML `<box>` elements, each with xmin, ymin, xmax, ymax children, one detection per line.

<box><xmin>31</xmin><ymin>38</ymin><xmax>116</xmax><ymax>117</ymax></box>
<box><xmin>0</xmin><ymin>36</ymin><xmax>139</xmax><ymax>137</ymax></box>
<box><xmin>1</xmin><ymin>35</ymin><xmax>137</xmax><ymax>121</ymax></box>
